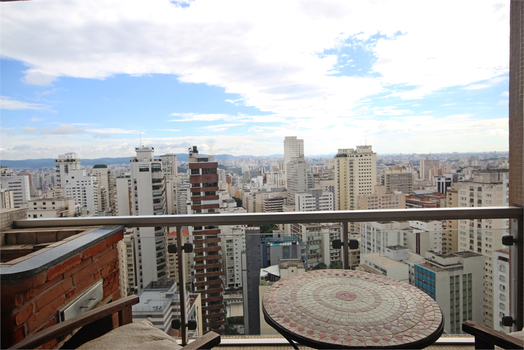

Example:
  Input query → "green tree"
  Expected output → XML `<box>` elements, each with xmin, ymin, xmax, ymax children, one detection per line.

<box><xmin>260</xmin><ymin>224</ymin><xmax>277</xmax><ymax>233</ymax></box>
<box><xmin>329</xmin><ymin>261</ymin><xmax>343</xmax><ymax>269</ymax></box>
<box><xmin>312</xmin><ymin>262</ymin><xmax>328</xmax><ymax>270</ymax></box>
<box><xmin>233</xmin><ymin>197</ymin><xmax>243</xmax><ymax>208</ymax></box>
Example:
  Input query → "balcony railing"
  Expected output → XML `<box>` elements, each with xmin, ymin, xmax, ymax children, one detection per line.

<box><xmin>13</xmin><ymin>206</ymin><xmax>524</xmax><ymax>346</ymax></box>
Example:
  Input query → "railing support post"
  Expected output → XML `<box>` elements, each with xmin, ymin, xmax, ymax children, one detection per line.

<box><xmin>175</xmin><ymin>225</ymin><xmax>188</xmax><ymax>345</ymax></box>
<box><xmin>342</xmin><ymin>222</ymin><xmax>349</xmax><ymax>269</ymax></box>
<box><xmin>510</xmin><ymin>210</ymin><xmax>524</xmax><ymax>331</ymax></box>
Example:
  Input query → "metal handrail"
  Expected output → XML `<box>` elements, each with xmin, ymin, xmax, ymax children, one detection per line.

<box><xmin>13</xmin><ymin>206</ymin><xmax>523</xmax><ymax>228</ymax></box>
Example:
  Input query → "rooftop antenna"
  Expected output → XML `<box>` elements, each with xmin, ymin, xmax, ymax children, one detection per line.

<box><xmin>139</xmin><ymin>132</ymin><xmax>142</xmax><ymax>148</ymax></box>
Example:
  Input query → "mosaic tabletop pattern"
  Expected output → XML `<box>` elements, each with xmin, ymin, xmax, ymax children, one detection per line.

<box><xmin>262</xmin><ymin>270</ymin><xmax>443</xmax><ymax>349</ymax></box>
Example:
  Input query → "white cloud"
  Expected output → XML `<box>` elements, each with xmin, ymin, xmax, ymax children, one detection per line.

<box><xmin>20</xmin><ymin>126</ymin><xmax>38</xmax><ymax>133</ymax></box>
<box><xmin>22</xmin><ymin>70</ymin><xmax>57</xmax><ymax>86</ymax></box>
<box><xmin>463</xmin><ymin>83</ymin><xmax>492</xmax><ymax>90</ymax></box>
<box><xmin>41</xmin><ymin>124</ymin><xmax>85</xmax><ymax>134</ymax></box>
<box><xmin>86</xmin><ymin>128</ymin><xmax>140</xmax><ymax>134</ymax></box>
<box><xmin>0</xmin><ymin>96</ymin><xmax>50</xmax><ymax>111</ymax></box>
<box><xmin>372</xmin><ymin>106</ymin><xmax>412</xmax><ymax>116</ymax></box>
<box><xmin>170</xmin><ymin>113</ymin><xmax>237</xmax><ymax>122</ymax></box>
<box><xmin>30</xmin><ymin>117</ymin><xmax>44</xmax><ymax>122</ymax></box>
<box><xmin>0</xmin><ymin>0</ymin><xmax>508</xmax><ymax>119</ymax></box>
<box><xmin>198</xmin><ymin>123</ymin><xmax>244</xmax><ymax>132</ymax></box>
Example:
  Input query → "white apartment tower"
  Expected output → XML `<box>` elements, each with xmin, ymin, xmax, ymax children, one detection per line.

<box><xmin>286</xmin><ymin>159</ymin><xmax>314</xmax><ymax>205</ymax></box>
<box><xmin>0</xmin><ymin>171</ymin><xmax>31</xmax><ymax>208</ymax></box>
<box><xmin>55</xmin><ymin>152</ymin><xmax>81</xmax><ymax>187</ymax></box>
<box><xmin>92</xmin><ymin>164</ymin><xmax>116</xmax><ymax>216</ymax></box>
<box><xmin>295</xmin><ymin>188</ymin><xmax>334</xmax><ymax>212</ymax></box>
<box><xmin>283</xmin><ymin>136</ymin><xmax>304</xmax><ymax>188</ymax></box>
<box><xmin>420</xmin><ymin>157</ymin><xmax>440</xmax><ymax>180</ymax></box>
<box><xmin>493</xmin><ymin>249</ymin><xmax>511</xmax><ymax>334</ymax></box>
<box><xmin>130</xmin><ymin>146</ymin><xmax>168</xmax><ymax>291</ymax></box>
<box><xmin>334</xmin><ymin>146</ymin><xmax>377</xmax><ymax>211</ymax></box>
<box><xmin>115</xmin><ymin>174</ymin><xmax>132</xmax><ymax>216</ymax></box>
<box><xmin>62</xmin><ymin>169</ymin><xmax>98</xmax><ymax>216</ymax></box>
<box><xmin>283</xmin><ymin>136</ymin><xmax>304</xmax><ymax>166</ymax></box>
<box><xmin>54</xmin><ymin>153</ymin><xmax>98</xmax><ymax>215</ymax></box>
<box><xmin>457</xmin><ymin>169</ymin><xmax>509</xmax><ymax>328</ymax></box>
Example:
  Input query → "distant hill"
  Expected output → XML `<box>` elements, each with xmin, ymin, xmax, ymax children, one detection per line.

<box><xmin>0</xmin><ymin>153</ymin><xmax>279</xmax><ymax>169</ymax></box>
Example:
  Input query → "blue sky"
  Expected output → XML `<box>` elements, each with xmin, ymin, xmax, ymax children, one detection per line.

<box><xmin>0</xmin><ymin>0</ymin><xmax>510</xmax><ymax>160</ymax></box>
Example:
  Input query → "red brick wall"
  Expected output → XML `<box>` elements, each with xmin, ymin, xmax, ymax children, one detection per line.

<box><xmin>1</xmin><ymin>231</ymin><xmax>123</xmax><ymax>349</ymax></box>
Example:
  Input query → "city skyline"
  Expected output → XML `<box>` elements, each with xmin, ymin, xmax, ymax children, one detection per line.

<box><xmin>1</xmin><ymin>0</ymin><xmax>510</xmax><ymax>160</ymax></box>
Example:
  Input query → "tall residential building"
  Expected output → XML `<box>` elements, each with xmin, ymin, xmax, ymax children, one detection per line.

<box><xmin>174</xmin><ymin>174</ymin><xmax>190</xmax><ymax>215</ymax></box>
<box><xmin>283</xmin><ymin>136</ymin><xmax>304</xmax><ymax>167</ymax></box>
<box><xmin>55</xmin><ymin>152</ymin><xmax>81</xmax><ymax>187</ymax></box>
<box><xmin>286</xmin><ymin>159</ymin><xmax>314</xmax><ymax>205</ymax></box>
<box><xmin>381</xmin><ymin>169</ymin><xmax>414</xmax><ymax>194</ymax></box>
<box><xmin>61</xmin><ymin>169</ymin><xmax>98</xmax><ymax>216</ymax></box>
<box><xmin>457</xmin><ymin>169</ymin><xmax>509</xmax><ymax>328</ymax></box>
<box><xmin>357</xmin><ymin>185</ymin><xmax>406</xmax><ymax>210</ymax></box>
<box><xmin>360</xmin><ymin>221</ymin><xmax>408</xmax><ymax>255</ymax></box>
<box><xmin>221</xmin><ymin>225</ymin><xmax>247</xmax><ymax>290</ymax></box>
<box><xmin>188</xmin><ymin>146</ymin><xmax>225</xmax><ymax>334</ymax></box>
<box><xmin>493</xmin><ymin>249</ymin><xmax>511</xmax><ymax>333</ymax></box>
<box><xmin>129</xmin><ymin>146</ymin><xmax>168</xmax><ymax>292</ymax></box>
<box><xmin>414</xmin><ymin>251</ymin><xmax>485</xmax><ymax>334</ymax></box>
<box><xmin>54</xmin><ymin>153</ymin><xmax>98</xmax><ymax>215</ymax></box>
<box><xmin>360</xmin><ymin>221</ymin><xmax>441</xmax><ymax>256</ymax></box>
<box><xmin>435</xmin><ymin>174</ymin><xmax>453</xmax><ymax>194</ymax></box>
<box><xmin>295</xmin><ymin>188</ymin><xmax>334</xmax><ymax>212</ymax></box>
<box><xmin>0</xmin><ymin>188</ymin><xmax>14</xmax><ymax>209</ymax></box>
<box><xmin>420</xmin><ymin>157</ymin><xmax>440</xmax><ymax>180</ymax></box>
<box><xmin>334</xmin><ymin>146</ymin><xmax>377</xmax><ymax>212</ymax></box>
<box><xmin>443</xmin><ymin>183</ymin><xmax>459</xmax><ymax>254</ymax></box>
<box><xmin>283</xmin><ymin>136</ymin><xmax>304</xmax><ymax>188</ymax></box>
<box><xmin>0</xmin><ymin>172</ymin><xmax>31</xmax><ymax>208</ymax></box>
<box><xmin>92</xmin><ymin>164</ymin><xmax>116</xmax><ymax>216</ymax></box>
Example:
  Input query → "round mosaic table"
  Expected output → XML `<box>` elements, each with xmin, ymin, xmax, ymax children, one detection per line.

<box><xmin>262</xmin><ymin>269</ymin><xmax>444</xmax><ymax>349</ymax></box>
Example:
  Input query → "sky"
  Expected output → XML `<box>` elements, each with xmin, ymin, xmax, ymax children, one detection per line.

<box><xmin>0</xmin><ymin>0</ymin><xmax>510</xmax><ymax>160</ymax></box>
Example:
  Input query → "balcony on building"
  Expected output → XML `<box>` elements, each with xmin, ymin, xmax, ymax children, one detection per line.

<box><xmin>1</xmin><ymin>204</ymin><xmax>523</xmax><ymax>349</ymax></box>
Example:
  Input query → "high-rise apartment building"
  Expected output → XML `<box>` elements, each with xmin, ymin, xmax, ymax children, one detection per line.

<box><xmin>443</xmin><ymin>183</ymin><xmax>459</xmax><ymax>254</ymax></box>
<box><xmin>115</xmin><ymin>174</ymin><xmax>132</xmax><ymax>216</ymax></box>
<box><xmin>55</xmin><ymin>152</ymin><xmax>81</xmax><ymax>187</ymax></box>
<box><xmin>54</xmin><ymin>153</ymin><xmax>98</xmax><ymax>215</ymax></box>
<box><xmin>357</xmin><ymin>185</ymin><xmax>405</xmax><ymax>210</ymax></box>
<box><xmin>420</xmin><ymin>157</ymin><xmax>440</xmax><ymax>180</ymax></box>
<box><xmin>414</xmin><ymin>251</ymin><xmax>485</xmax><ymax>334</ymax></box>
<box><xmin>0</xmin><ymin>188</ymin><xmax>14</xmax><ymax>209</ymax></box>
<box><xmin>0</xmin><ymin>170</ymin><xmax>31</xmax><ymax>208</ymax></box>
<box><xmin>92</xmin><ymin>164</ymin><xmax>116</xmax><ymax>216</ymax></box>
<box><xmin>129</xmin><ymin>146</ymin><xmax>168</xmax><ymax>291</ymax></box>
<box><xmin>62</xmin><ymin>169</ymin><xmax>98</xmax><ymax>216</ymax></box>
<box><xmin>283</xmin><ymin>136</ymin><xmax>304</xmax><ymax>188</ymax></box>
<box><xmin>188</xmin><ymin>146</ymin><xmax>225</xmax><ymax>333</ymax></box>
<box><xmin>457</xmin><ymin>169</ymin><xmax>509</xmax><ymax>328</ymax></box>
<box><xmin>493</xmin><ymin>249</ymin><xmax>511</xmax><ymax>333</ymax></box>
<box><xmin>286</xmin><ymin>159</ymin><xmax>314</xmax><ymax>205</ymax></box>
<box><xmin>174</xmin><ymin>174</ymin><xmax>190</xmax><ymax>215</ymax></box>
<box><xmin>381</xmin><ymin>169</ymin><xmax>414</xmax><ymax>194</ymax></box>
<box><xmin>283</xmin><ymin>136</ymin><xmax>304</xmax><ymax>166</ymax></box>
<box><xmin>334</xmin><ymin>146</ymin><xmax>377</xmax><ymax>212</ymax></box>
<box><xmin>295</xmin><ymin>188</ymin><xmax>334</xmax><ymax>212</ymax></box>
